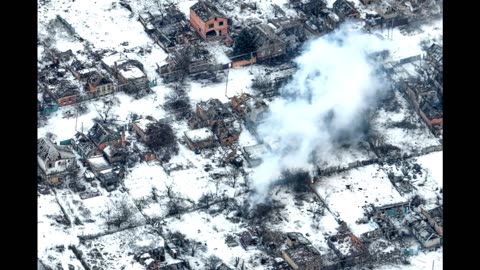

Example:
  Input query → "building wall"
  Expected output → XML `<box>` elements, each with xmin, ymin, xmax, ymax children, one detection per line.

<box><xmin>219</xmin><ymin>133</ymin><xmax>239</xmax><ymax>146</ymax></box>
<box><xmin>185</xmin><ymin>136</ymin><xmax>214</xmax><ymax>150</ymax></box>
<box><xmin>133</xmin><ymin>123</ymin><xmax>148</xmax><ymax>142</ymax></box>
<box><xmin>58</xmin><ymin>95</ymin><xmax>77</xmax><ymax>106</ymax></box>
<box><xmin>190</xmin><ymin>9</ymin><xmax>228</xmax><ymax>40</ymax></box>
<box><xmin>231</xmin><ymin>56</ymin><xmax>257</xmax><ymax>68</ymax></box>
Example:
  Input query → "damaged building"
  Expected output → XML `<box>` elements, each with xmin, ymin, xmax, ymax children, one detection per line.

<box><xmin>184</xmin><ymin>127</ymin><xmax>216</xmax><ymax>150</ymax></box>
<box><xmin>407</xmin><ymin>216</ymin><xmax>442</xmax><ymax>250</ymax></box>
<box><xmin>72</xmin><ymin>132</ymin><xmax>102</xmax><ymax>159</ymax></box>
<box><xmin>87</xmin><ymin>155</ymin><xmax>118</xmax><ymax>191</ymax></box>
<box><xmin>241</xmin><ymin>144</ymin><xmax>268</xmax><ymax>167</ymax></box>
<box><xmin>138</xmin><ymin>6</ymin><xmax>194</xmax><ymax>50</ymax></box>
<box><xmin>282</xmin><ymin>244</ymin><xmax>322</xmax><ymax>270</ymax></box>
<box><xmin>251</xmin><ymin>24</ymin><xmax>286</xmax><ymax>62</ymax></box>
<box><xmin>88</xmin><ymin>122</ymin><xmax>122</xmax><ymax>150</ymax></box>
<box><xmin>190</xmin><ymin>0</ymin><xmax>228</xmax><ymax>41</ymax></box>
<box><xmin>333</xmin><ymin>0</ymin><xmax>360</xmax><ymax>21</ymax></box>
<box><xmin>38</xmin><ymin>137</ymin><xmax>78</xmax><ymax>184</ymax></box>
<box><xmin>327</xmin><ymin>232</ymin><xmax>369</xmax><ymax>268</ymax></box>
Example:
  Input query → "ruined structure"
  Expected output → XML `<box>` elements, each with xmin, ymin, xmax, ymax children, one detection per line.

<box><xmin>190</xmin><ymin>0</ymin><xmax>228</xmax><ymax>41</ymax></box>
<box><xmin>38</xmin><ymin>137</ymin><xmax>77</xmax><ymax>184</ymax></box>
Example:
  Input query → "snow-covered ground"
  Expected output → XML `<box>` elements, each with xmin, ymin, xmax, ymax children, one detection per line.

<box><xmin>372</xmin><ymin>90</ymin><xmax>441</xmax><ymax>155</ymax></box>
<box><xmin>313</xmin><ymin>164</ymin><xmax>407</xmax><ymax>236</ymax></box>
<box><xmin>38</xmin><ymin>0</ymin><xmax>442</xmax><ymax>269</ymax></box>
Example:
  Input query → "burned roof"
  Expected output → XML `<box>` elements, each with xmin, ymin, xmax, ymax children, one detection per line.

<box><xmin>38</xmin><ymin>137</ymin><xmax>75</xmax><ymax>162</ymax></box>
<box><xmin>286</xmin><ymin>232</ymin><xmax>312</xmax><ymax>246</ymax></box>
<box><xmin>333</xmin><ymin>0</ymin><xmax>360</xmax><ymax>19</ymax></box>
<box><xmin>87</xmin><ymin>72</ymin><xmax>112</xmax><ymax>86</ymax></box>
<box><xmin>251</xmin><ymin>24</ymin><xmax>285</xmax><ymax>48</ymax></box>
<box><xmin>426</xmin><ymin>43</ymin><xmax>442</xmax><ymax>63</ymax></box>
<box><xmin>72</xmin><ymin>132</ymin><xmax>98</xmax><ymax>158</ymax></box>
<box><xmin>190</xmin><ymin>0</ymin><xmax>226</xmax><ymax>22</ymax></box>
<box><xmin>282</xmin><ymin>245</ymin><xmax>321</xmax><ymax>266</ymax></box>
<box><xmin>197</xmin><ymin>98</ymin><xmax>233</xmax><ymax>120</ymax></box>
<box><xmin>88</xmin><ymin>122</ymin><xmax>120</xmax><ymax>146</ymax></box>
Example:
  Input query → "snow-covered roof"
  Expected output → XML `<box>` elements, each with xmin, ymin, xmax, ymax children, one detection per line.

<box><xmin>184</xmin><ymin>128</ymin><xmax>214</xmax><ymax>143</ymax></box>
<box><xmin>87</xmin><ymin>155</ymin><xmax>111</xmax><ymax>172</ymax></box>
<box><xmin>134</xmin><ymin>118</ymin><xmax>155</xmax><ymax>132</ymax></box>
<box><xmin>119</xmin><ymin>66</ymin><xmax>145</xmax><ymax>79</ymax></box>
<box><xmin>38</xmin><ymin>137</ymin><xmax>75</xmax><ymax>162</ymax></box>
<box><xmin>101</xmin><ymin>52</ymin><xmax>129</xmax><ymax>68</ymax></box>
<box><xmin>242</xmin><ymin>144</ymin><xmax>267</xmax><ymax>161</ymax></box>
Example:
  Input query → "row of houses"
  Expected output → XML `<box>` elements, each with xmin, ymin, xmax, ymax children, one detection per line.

<box><xmin>39</xmin><ymin>42</ymin><xmax>151</xmax><ymax>109</ymax></box>
<box><xmin>38</xmin><ymin>122</ymin><xmax>127</xmax><ymax>191</ymax></box>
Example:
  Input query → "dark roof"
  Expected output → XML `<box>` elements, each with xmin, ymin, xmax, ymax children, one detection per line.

<box><xmin>286</xmin><ymin>232</ymin><xmax>312</xmax><ymax>246</ymax></box>
<box><xmin>88</xmin><ymin>123</ymin><xmax>120</xmax><ymax>145</ymax></box>
<box><xmin>333</xmin><ymin>0</ymin><xmax>359</xmax><ymax>18</ymax></box>
<box><xmin>283</xmin><ymin>245</ymin><xmax>321</xmax><ymax>266</ymax></box>
<box><xmin>190</xmin><ymin>0</ymin><xmax>226</xmax><ymax>22</ymax></box>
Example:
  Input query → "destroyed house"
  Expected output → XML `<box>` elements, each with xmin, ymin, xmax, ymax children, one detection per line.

<box><xmin>375</xmin><ymin>1</ymin><xmax>398</xmax><ymax>20</ymax></box>
<box><xmin>118</xmin><ymin>65</ymin><xmax>148</xmax><ymax>88</ymax></box>
<box><xmin>72</xmin><ymin>67</ymin><xmax>97</xmax><ymax>82</ymax></box>
<box><xmin>86</xmin><ymin>72</ymin><xmax>114</xmax><ymax>96</ymax></box>
<box><xmin>269</xmin><ymin>18</ymin><xmax>312</xmax><ymax>51</ymax></box>
<box><xmin>149</xmin><ymin>6</ymin><xmax>189</xmax><ymax>49</ymax></box>
<box><xmin>196</xmin><ymin>99</ymin><xmax>233</xmax><ymax>126</ymax></box>
<box><xmin>103</xmin><ymin>144</ymin><xmax>127</xmax><ymax>164</ymax></box>
<box><xmin>251</xmin><ymin>24</ymin><xmax>286</xmax><ymax>61</ymax></box>
<box><xmin>88</xmin><ymin>122</ymin><xmax>121</xmax><ymax>150</ymax></box>
<box><xmin>37</xmin><ymin>137</ymin><xmax>77</xmax><ymax>184</ymax></box>
<box><xmin>239</xmin><ymin>228</ymin><xmax>259</xmax><ymax>249</ymax></box>
<box><xmin>409</xmin><ymin>218</ymin><xmax>442</xmax><ymax>249</ymax></box>
<box><xmin>45</xmin><ymin>79</ymin><xmax>81</xmax><ymax>107</ymax></box>
<box><xmin>212</xmin><ymin>120</ymin><xmax>241</xmax><ymax>146</ymax></box>
<box><xmin>72</xmin><ymin>132</ymin><xmax>102</xmax><ymax>159</ymax></box>
<box><xmin>420</xmin><ymin>206</ymin><xmax>443</xmax><ymax>236</ymax></box>
<box><xmin>286</xmin><ymin>232</ymin><xmax>312</xmax><ymax>248</ymax></box>
<box><xmin>327</xmin><ymin>233</ymin><xmax>369</xmax><ymax>268</ymax></box>
<box><xmin>184</xmin><ymin>127</ymin><xmax>215</xmax><ymax>150</ymax></box>
<box><xmin>245</xmin><ymin>98</ymin><xmax>269</xmax><ymax>127</ymax></box>
<box><xmin>242</xmin><ymin>144</ymin><xmax>268</xmax><ymax>167</ymax></box>
<box><xmin>426</xmin><ymin>43</ymin><xmax>443</xmax><ymax>72</ymax></box>
<box><xmin>333</xmin><ymin>0</ymin><xmax>360</xmax><ymax>21</ymax></box>
<box><xmin>87</xmin><ymin>155</ymin><xmax>118</xmax><ymax>189</ymax></box>
<box><xmin>132</xmin><ymin>117</ymin><xmax>156</xmax><ymax>142</ymax></box>
<box><xmin>190</xmin><ymin>0</ymin><xmax>228</xmax><ymax>40</ymax></box>
<box><xmin>282</xmin><ymin>245</ymin><xmax>322</xmax><ymax>270</ymax></box>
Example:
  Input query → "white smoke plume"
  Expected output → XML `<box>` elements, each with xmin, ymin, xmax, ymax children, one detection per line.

<box><xmin>250</xmin><ymin>23</ymin><xmax>390</xmax><ymax>205</ymax></box>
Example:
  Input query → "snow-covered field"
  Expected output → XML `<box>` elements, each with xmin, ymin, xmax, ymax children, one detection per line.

<box><xmin>372</xmin><ymin>90</ymin><xmax>441</xmax><ymax>155</ymax></box>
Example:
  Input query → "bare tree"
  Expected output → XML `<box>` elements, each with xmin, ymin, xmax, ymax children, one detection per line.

<box><xmin>165</xmin><ymin>183</ymin><xmax>174</xmax><ymax>199</ymax></box>
<box><xmin>204</xmin><ymin>255</ymin><xmax>222</xmax><ymax>270</ymax></box>
<box><xmin>151</xmin><ymin>187</ymin><xmax>159</xmax><ymax>202</ymax></box>
<box><xmin>94</xmin><ymin>97</ymin><xmax>120</xmax><ymax>124</ymax></box>
<box><xmin>102</xmin><ymin>201</ymin><xmax>134</xmax><ymax>229</ymax></box>
<box><xmin>101</xmin><ymin>204</ymin><xmax>114</xmax><ymax>230</ymax></box>
<box><xmin>198</xmin><ymin>192</ymin><xmax>214</xmax><ymax>209</ymax></box>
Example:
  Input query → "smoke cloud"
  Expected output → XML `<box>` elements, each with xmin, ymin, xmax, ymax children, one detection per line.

<box><xmin>250</xmin><ymin>23</ymin><xmax>390</xmax><ymax>205</ymax></box>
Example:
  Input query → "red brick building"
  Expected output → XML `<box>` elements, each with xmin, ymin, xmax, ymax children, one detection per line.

<box><xmin>190</xmin><ymin>0</ymin><xmax>228</xmax><ymax>41</ymax></box>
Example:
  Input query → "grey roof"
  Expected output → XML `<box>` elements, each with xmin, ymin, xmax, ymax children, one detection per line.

<box><xmin>286</xmin><ymin>232</ymin><xmax>312</xmax><ymax>246</ymax></box>
<box><xmin>38</xmin><ymin>137</ymin><xmax>75</xmax><ymax>162</ymax></box>
<box><xmin>190</xmin><ymin>0</ymin><xmax>226</xmax><ymax>22</ymax></box>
